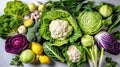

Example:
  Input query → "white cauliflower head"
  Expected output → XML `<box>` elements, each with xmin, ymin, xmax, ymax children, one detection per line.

<box><xmin>67</xmin><ymin>45</ymin><xmax>81</xmax><ymax>62</ymax></box>
<box><xmin>49</xmin><ymin>19</ymin><xmax>73</xmax><ymax>40</ymax></box>
<box><xmin>18</xmin><ymin>25</ymin><xmax>27</xmax><ymax>34</ymax></box>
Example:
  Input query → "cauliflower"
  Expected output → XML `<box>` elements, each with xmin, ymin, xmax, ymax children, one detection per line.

<box><xmin>18</xmin><ymin>25</ymin><xmax>27</xmax><ymax>34</ymax></box>
<box><xmin>49</xmin><ymin>19</ymin><xmax>73</xmax><ymax>40</ymax></box>
<box><xmin>67</xmin><ymin>45</ymin><xmax>81</xmax><ymax>62</ymax></box>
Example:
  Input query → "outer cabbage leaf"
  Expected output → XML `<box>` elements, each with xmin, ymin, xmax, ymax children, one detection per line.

<box><xmin>62</xmin><ymin>43</ymin><xmax>86</xmax><ymax>67</ymax></box>
<box><xmin>40</xmin><ymin>9</ymin><xmax>82</xmax><ymax>46</ymax></box>
<box><xmin>77</xmin><ymin>11</ymin><xmax>102</xmax><ymax>35</ymax></box>
<box><xmin>43</xmin><ymin>42</ymin><xmax>65</xmax><ymax>62</ymax></box>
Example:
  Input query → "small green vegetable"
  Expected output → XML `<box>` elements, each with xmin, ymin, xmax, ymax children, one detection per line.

<box><xmin>43</xmin><ymin>42</ymin><xmax>65</xmax><ymax>62</ymax></box>
<box><xmin>20</xmin><ymin>49</ymin><xmax>35</xmax><ymax>63</ymax></box>
<box><xmin>81</xmin><ymin>35</ymin><xmax>94</xmax><ymax>47</ymax></box>
<box><xmin>99</xmin><ymin>5</ymin><xmax>113</xmax><ymax>17</ymax></box>
<box><xmin>10</xmin><ymin>55</ymin><xmax>23</xmax><ymax>66</ymax></box>
<box><xmin>28</xmin><ymin>3</ymin><xmax>37</xmax><ymax>12</ymax></box>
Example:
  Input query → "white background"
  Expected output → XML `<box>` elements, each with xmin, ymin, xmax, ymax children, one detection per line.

<box><xmin>0</xmin><ymin>0</ymin><xmax>120</xmax><ymax>67</ymax></box>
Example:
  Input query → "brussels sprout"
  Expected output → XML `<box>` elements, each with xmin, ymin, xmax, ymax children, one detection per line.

<box><xmin>28</xmin><ymin>3</ymin><xmax>37</xmax><ymax>12</ymax></box>
<box><xmin>38</xmin><ymin>4</ymin><xmax>46</xmax><ymax>11</ymax></box>
<box><xmin>99</xmin><ymin>5</ymin><xmax>112</xmax><ymax>17</ymax></box>
<box><xmin>81</xmin><ymin>35</ymin><xmax>94</xmax><ymax>47</ymax></box>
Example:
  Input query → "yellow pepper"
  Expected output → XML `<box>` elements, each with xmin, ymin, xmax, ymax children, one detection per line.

<box><xmin>39</xmin><ymin>55</ymin><xmax>50</xmax><ymax>64</ymax></box>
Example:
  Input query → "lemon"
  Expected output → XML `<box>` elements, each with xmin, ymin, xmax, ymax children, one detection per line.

<box><xmin>20</xmin><ymin>49</ymin><xmax>35</xmax><ymax>63</ymax></box>
<box><xmin>24</xmin><ymin>19</ymin><xmax>34</xmax><ymax>27</ymax></box>
<box><xmin>31</xmin><ymin>42</ymin><xmax>43</xmax><ymax>55</ymax></box>
<box><xmin>39</xmin><ymin>55</ymin><xmax>50</xmax><ymax>64</ymax></box>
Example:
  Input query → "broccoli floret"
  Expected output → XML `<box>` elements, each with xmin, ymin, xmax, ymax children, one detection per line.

<box><xmin>26</xmin><ymin>22</ymin><xmax>41</xmax><ymax>42</ymax></box>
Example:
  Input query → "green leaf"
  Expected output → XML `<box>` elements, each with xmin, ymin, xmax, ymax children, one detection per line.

<box><xmin>10</xmin><ymin>55</ymin><xmax>24</xmax><ymax>66</ymax></box>
<box><xmin>103</xmin><ymin>15</ymin><xmax>113</xmax><ymax>26</ymax></box>
<box><xmin>43</xmin><ymin>42</ymin><xmax>65</xmax><ymax>62</ymax></box>
<box><xmin>108</xmin><ymin>13</ymin><xmax>120</xmax><ymax>33</ymax></box>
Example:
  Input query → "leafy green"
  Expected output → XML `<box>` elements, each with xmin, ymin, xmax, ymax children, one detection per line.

<box><xmin>108</xmin><ymin>13</ymin><xmax>120</xmax><ymax>33</ymax></box>
<box><xmin>45</xmin><ymin>0</ymin><xmax>84</xmax><ymax>17</ymax></box>
<box><xmin>115</xmin><ymin>5</ymin><xmax>120</xmax><ymax>13</ymax></box>
<box><xmin>0</xmin><ymin>14</ymin><xmax>22</xmax><ymax>39</ymax></box>
<box><xmin>4</xmin><ymin>0</ymin><xmax>29</xmax><ymax>19</ymax></box>
<box><xmin>40</xmin><ymin>9</ymin><xmax>82</xmax><ymax>46</ymax></box>
<box><xmin>104</xmin><ymin>57</ymin><xmax>117</xmax><ymax>67</ymax></box>
<box><xmin>45</xmin><ymin>0</ymin><xmax>98</xmax><ymax>17</ymax></box>
<box><xmin>113</xmin><ymin>31</ymin><xmax>120</xmax><ymax>40</ymax></box>
<box><xmin>103</xmin><ymin>15</ymin><xmax>113</xmax><ymax>26</ymax></box>
<box><xmin>10</xmin><ymin>55</ymin><xmax>23</xmax><ymax>66</ymax></box>
<box><xmin>107</xmin><ymin>5</ymin><xmax>120</xmax><ymax>33</ymax></box>
<box><xmin>62</xmin><ymin>43</ymin><xmax>86</xmax><ymax>67</ymax></box>
<box><xmin>43</xmin><ymin>42</ymin><xmax>65</xmax><ymax>62</ymax></box>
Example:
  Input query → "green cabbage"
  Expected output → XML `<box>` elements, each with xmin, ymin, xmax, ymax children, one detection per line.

<box><xmin>40</xmin><ymin>9</ymin><xmax>82</xmax><ymax>46</ymax></box>
<box><xmin>77</xmin><ymin>11</ymin><xmax>102</xmax><ymax>35</ymax></box>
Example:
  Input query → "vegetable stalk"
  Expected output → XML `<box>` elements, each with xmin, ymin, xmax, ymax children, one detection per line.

<box><xmin>85</xmin><ymin>45</ymin><xmax>104</xmax><ymax>67</ymax></box>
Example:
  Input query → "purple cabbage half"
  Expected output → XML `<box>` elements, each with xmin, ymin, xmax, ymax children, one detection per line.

<box><xmin>94</xmin><ymin>31</ymin><xmax>120</xmax><ymax>55</ymax></box>
<box><xmin>5</xmin><ymin>34</ymin><xmax>29</xmax><ymax>54</ymax></box>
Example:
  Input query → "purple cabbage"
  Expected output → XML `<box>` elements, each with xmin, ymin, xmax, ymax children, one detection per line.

<box><xmin>95</xmin><ymin>31</ymin><xmax>120</xmax><ymax>55</ymax></box>
<box><xmin>5</xmin><ymin>34</ymin><xmax>29</xmax><ymax>54</ymax></box>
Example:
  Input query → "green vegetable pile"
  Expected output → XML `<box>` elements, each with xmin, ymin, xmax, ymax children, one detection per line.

<box><xmin>1</xmin><ymin>0</ymin><xmax>120</xmax><ymax>67</ymax></box>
